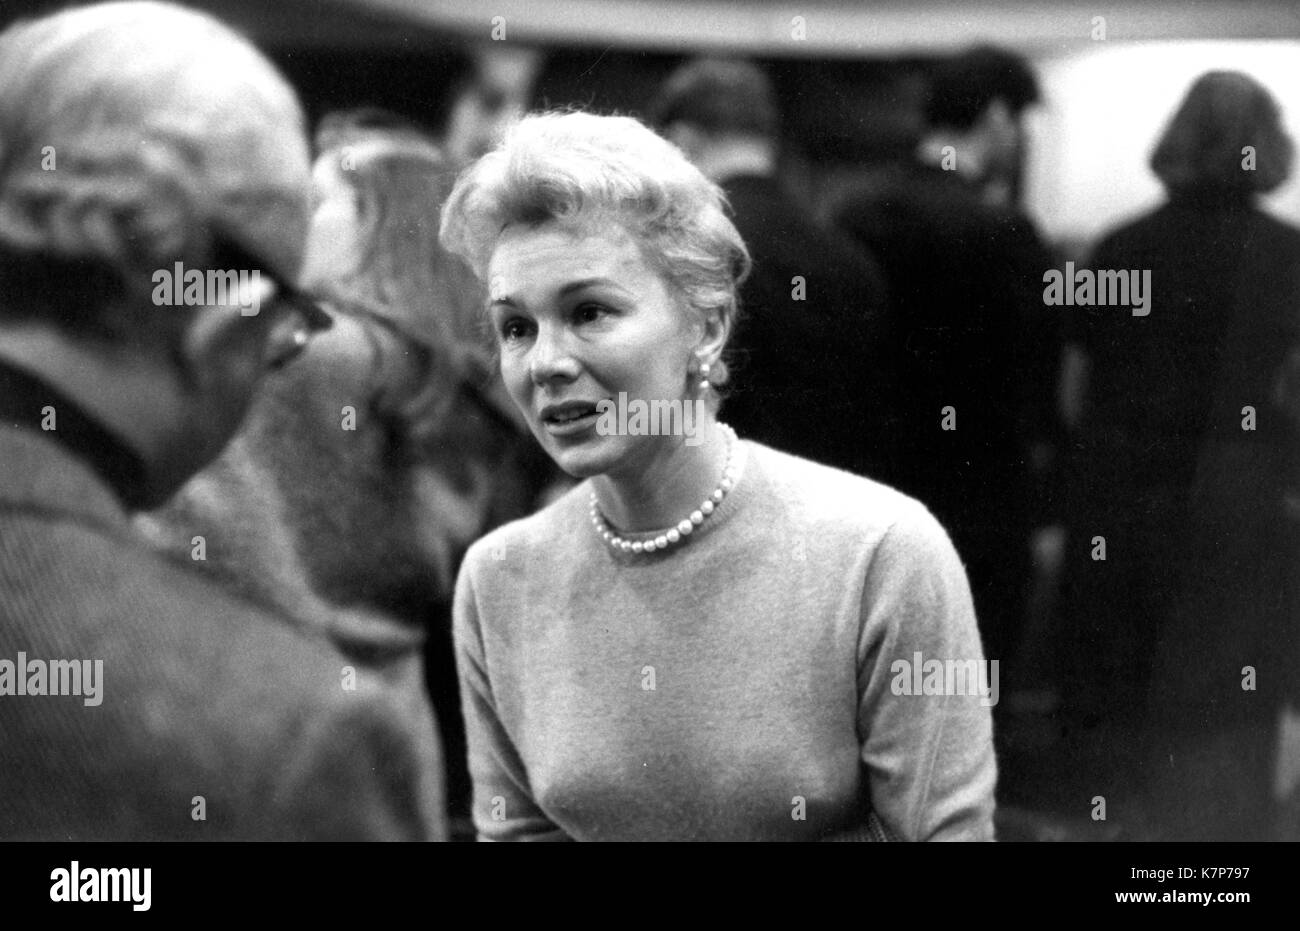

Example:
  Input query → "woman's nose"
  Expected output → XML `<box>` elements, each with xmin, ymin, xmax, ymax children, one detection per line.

<box><xmin>528</xmin><ymin>324</ymin><xmax>580</xmax><ymax>386</ymax></box>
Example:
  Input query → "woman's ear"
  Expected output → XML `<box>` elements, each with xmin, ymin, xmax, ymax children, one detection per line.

<box><xmin>695</xmin><ymin>303</ymin><xmax>730</xmax><ymax>363</ymax></box>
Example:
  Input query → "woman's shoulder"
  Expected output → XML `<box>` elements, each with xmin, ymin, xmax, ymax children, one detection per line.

<box><xmin>462</xmin><ymin>479</ymin><xmax>590</xmax><ymax>571</ymax></box>
<box><xmin>744</xmin><ymin>441</ymin><xmax>952</xmax><ymax>551</ymax></box>
<box><xmin>742</xmin><ymin>443</ymin><xmax>970</xmax><ymax>620</ymax></box>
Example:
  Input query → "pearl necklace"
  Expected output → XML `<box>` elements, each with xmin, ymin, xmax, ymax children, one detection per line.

<box><xmin>589</xmin><ymin>423</ymin><xmax>739</xmax><ymax>555</ymax></box>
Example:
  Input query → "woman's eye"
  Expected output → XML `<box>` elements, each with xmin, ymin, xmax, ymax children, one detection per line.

<box><xmin>573</xmin><ymin>302</ymin><xmax>608</xmax><ymax>324</ymax></box>
<box><xmin>499</xmin><ymin>317</ymin><xmax>533</xmax><ymax>342</ymax></box>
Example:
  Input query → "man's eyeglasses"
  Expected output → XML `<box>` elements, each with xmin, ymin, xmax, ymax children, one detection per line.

<box><xmin>207</xmin><ymin>236</ymin><xmax>333</xmax><ymax>333</ymax></box>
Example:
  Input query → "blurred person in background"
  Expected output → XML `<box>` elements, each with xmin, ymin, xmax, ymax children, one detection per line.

<box><xmin>919</xmin><ymin>48</ymin><xmax>1038</xmax><ymax>211</ymax></box>
<box><xmin>142</xmin><ymin>111</ymin><xmax>552</xmax><ymax>839</ymax></box>
<box><xmin>1060</xmin><ymin>71</ymin><xmax>1300</xmax><ymax>839</ymax></box>
<box><xmin>441</xmin><ymin>111</ymin><xmax>995</xmax><ymax>841</ymax></box>
<box><xmin>649</xmin><ymin>57</ymin><xmax>891</xmax><ymax>478</ymax></box>
<box><xmin>0</xmin><ymin>1</ymin><xmax>438</xmax><ymax>839</ymax></box>
<box><xmin>310</xmin><ymin>106</ymin><xmax>496</xmax><ymax>357</ymax></box>
<box><xmin>829</xmin><ymin>46</ymin><xmax>1064</xmax><ymax>679</ymax></box>
<box><xmin>441</xmin><ymin>45</ymin><xmax>542</xmax><ymax>168</ymax></box>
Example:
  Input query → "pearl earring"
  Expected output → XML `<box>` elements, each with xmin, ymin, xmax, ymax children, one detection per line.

<box><xmin>697</xmin><ymin>360</ymin><xmax>712</xmax><ymax>392</ymax></box>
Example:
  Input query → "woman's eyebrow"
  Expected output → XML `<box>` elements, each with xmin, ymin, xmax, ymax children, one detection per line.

<box><xmin>490</xmin><ymin>277</ymin><xmax>628</xmax><ymax>307</ymax></box>
<box><xmin>558</xmin><ymin>277</ymin><xmax>629</xmax><ymax>297</ymax></box>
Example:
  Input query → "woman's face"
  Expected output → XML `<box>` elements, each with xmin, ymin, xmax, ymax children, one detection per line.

<box><xmin>486</xmin><ymin>219</ymin><xmax>707</xmax><ymax>479</ymax></box>
<box><xmin>300</xmin><ymin>157</ymin><xmax>362</xmax><ymax>291</ymax></box>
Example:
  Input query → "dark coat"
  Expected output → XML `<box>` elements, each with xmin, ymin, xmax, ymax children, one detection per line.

<box><xmin>718</xmin><ymin>173</ymin><xmax>891</xmax><ymax>478</ymax></box>
<box><xmin>830</xmin><ymin>163</ymin><xmax>1061</xmax><ymax>659</ymax></box>
<box><xmin>0</xmin><ymin>418</ymin><xmax>446</xmax><ymax>840</ymax></box>
<box><xmin>1063</xmin><ymin>193</ymin><xmax>1300</xmax><ymax>727</ymax></box>
<box><xmin>831</xmin><ymin>163</ymin><xmax>1060</xmax><ymax>528</ymax></box>
<box><xmin>1061</xmin><ymin>193</ymin><xmax>1300</xmax><ymax>839</ymax></box>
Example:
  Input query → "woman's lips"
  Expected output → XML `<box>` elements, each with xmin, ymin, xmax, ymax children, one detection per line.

<box><xmin>541</xmin><ymin>408</ymin><xmax>599</xmax><ymax>437</ymax></box>
<box><xmin>538</xmin><ymin>403</ymin><xmax>598</xmax><ymax>436</ymax></box>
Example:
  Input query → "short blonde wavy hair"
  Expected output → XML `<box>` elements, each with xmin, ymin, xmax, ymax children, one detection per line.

<box><xmin>0</xmin><ymin>1</ymin><xmax>309</xmax><ymax>335</ymax></box>
<box><xmin>438</xmin><ymin>110</ymin><xmax>751</xmax><ymax>387</ymax></box>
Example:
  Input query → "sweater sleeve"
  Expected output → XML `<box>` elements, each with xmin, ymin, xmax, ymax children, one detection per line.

<box><xmin>452</xmin><ymin>551</ymin><xmax>572</xmax><ymax>841</ymax></box>
<box><xmin>854</xmin><ymin>503</ymin><xmax>998</xmax><ymax>841</ymax></box>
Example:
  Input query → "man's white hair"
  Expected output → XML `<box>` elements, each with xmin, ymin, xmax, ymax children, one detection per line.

<box><xmin>0</xmin><ymin>1</ymin><xmax>310</xmax><ymax>317</ymax></box>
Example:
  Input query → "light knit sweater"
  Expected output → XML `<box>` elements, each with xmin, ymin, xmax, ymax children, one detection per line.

<box><xmin>453</xmin><ymin>439</ymin><xmax>997</xmax><ymax>841</ymax></box>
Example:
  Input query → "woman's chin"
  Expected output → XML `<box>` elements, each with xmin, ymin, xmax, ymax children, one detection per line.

<box><xmin>542</xmin><ymin>432</ymin><xmax>624</xmax><ymax>480</ymax></box>
<box><xmin>551</xmin><ymin>447</ymin><xmax>615</xmax><ymax>480</ymax></box>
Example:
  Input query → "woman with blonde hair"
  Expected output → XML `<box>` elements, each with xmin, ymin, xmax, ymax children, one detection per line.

<box><xmin>442</xmin><ymin>110</ymin><xmax>996</xmax><ymax>841</ymax></box>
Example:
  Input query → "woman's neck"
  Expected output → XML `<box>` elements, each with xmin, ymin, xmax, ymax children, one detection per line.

<box><xmin>591</xmin><ymin>417</ymin><xmax>731</xmax><ymax>533</ymax></box>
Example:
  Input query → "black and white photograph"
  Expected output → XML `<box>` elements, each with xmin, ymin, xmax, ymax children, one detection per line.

<box><xmin>0</xmin><ymin>0</ymin><xmax>1295</xmax><ymax>909</ymax></box>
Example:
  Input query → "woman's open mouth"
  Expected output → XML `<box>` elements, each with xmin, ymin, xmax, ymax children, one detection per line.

<box><xmin>540</xmin><ymin>401</ymin><xmax>602</xmax><ymax>437</ymax></box>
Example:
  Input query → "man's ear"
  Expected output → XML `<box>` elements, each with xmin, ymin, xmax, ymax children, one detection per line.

<box><xmin>178</xmin><ymin>308</ymin><xmax>251</xmax><ymax>391</ymax></box>
<box><xmin>176</xmin><ymin>282</ymin><xmax>277</xmax><ymax>392</ymax></box>
<box><xmin>350</xmin><ymin>186</ymin><xmax>381</xmax><ymax>248</ymax></box>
